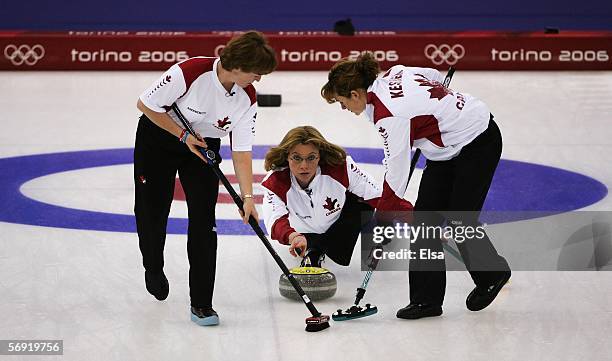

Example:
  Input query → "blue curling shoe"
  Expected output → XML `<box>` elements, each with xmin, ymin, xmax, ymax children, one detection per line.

<box><xmin>190</xmin><ymin>307</ymin><xmax>219</xmax><ymax>326</ymax></box>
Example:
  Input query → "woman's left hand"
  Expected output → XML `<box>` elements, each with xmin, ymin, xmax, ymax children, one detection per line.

<box><xmin>239</xmin><ymin>198</ymin><xmax>259</xmax><ymax>224</ymax></box>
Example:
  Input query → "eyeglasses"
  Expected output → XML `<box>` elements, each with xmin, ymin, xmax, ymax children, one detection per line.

<box><xmin>289</xmin><ymin>154</ymin><xmax>319</xmax><ymax>164</ymax></box>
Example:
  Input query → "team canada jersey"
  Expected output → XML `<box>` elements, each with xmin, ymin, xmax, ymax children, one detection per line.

<box><xmin>366</xmin><ymin>65</ymin><xmax>491</xmax><ymax>211</ymax></box>
<box><xmin>261</xmin><ymin>156</ymin><xmax>382</xmax><ymax>245</ymax></box>
<box><xmin>139</xmin><ymin>57</ymin><xmax>257</xmax><ymax>152</ymax></box>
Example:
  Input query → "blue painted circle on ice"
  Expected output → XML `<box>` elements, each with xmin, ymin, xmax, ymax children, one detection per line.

<box><xmin>0</xmin><ymin>146</ymin><xmax>607</xmax><ymax>234</ymax></box>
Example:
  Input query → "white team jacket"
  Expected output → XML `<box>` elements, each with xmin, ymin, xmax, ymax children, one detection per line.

<box><xmin>139</xmin><ymin>57</ymin><xmax>257</xmax><ymax>151</ymax></box>
<box><xmin>261</xmin><ymin>156</ymin><xmax>383</xmax><ymax>244</ymax></box>
<box><xmin>366</xmin><ymin>65</ymin><xmax>491</xmax><ymax>210</ymax></box>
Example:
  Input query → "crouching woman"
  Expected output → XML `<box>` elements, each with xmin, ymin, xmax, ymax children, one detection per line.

<box><xmin>261</xmin><ymin>126</ymin><xmax>411</xmax><ymax>267</ymax></box>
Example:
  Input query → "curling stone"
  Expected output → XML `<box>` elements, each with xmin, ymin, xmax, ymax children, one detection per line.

<box><xmin>279</xmin><ymin>266</ymin><xmax>337</xmax><ymax>301</ymax></box>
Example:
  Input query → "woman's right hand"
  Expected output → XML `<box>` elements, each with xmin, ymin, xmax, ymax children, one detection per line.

<box><xmin>288</xmin><ymin>233</ymin><xmax>307</xmax><ymax>257</ymax></box>
<box><xmin>185</xmin><ymin>134</ymin><xmax>208</xmax><ymax>162</ymax></box>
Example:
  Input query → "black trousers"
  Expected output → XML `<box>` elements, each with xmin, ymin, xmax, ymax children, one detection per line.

<box><xmin>134</xmin><ymin>115</ymin><xmax>220</xmax><ymax>308</ymax></box>
<box><xmin>303</xmin><ymin>193</ymin><xmax>373</xmax><ymax>266</ymax></box>
<box><xmin>410</xmin><ymin>117</ymin><xmax>510</xmax><ymax>306</ymax></box>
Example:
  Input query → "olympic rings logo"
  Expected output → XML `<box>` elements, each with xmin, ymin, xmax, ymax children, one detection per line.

<box><xmin>424</xmin><ymin>44</ymin><xmax>465</xmax><ymax>66</ymax></box>
<box><xmin>4</xmin><ymin>44</ymin><xmax>46</xmax><ymax>66</ymax></box>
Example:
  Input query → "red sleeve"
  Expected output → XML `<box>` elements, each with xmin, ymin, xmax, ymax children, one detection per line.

<box><xmin>261</xmin><ymin>169</ymin><xmax>294</xmax><ymax>244</ymax></box>
<box><xmin>376</xmin><ymin>180</ymin><xmax>414</xmax><ymax>211</ymax></box>
<box><xmin>271</xmin><ymin>215</ymin><xmax>295</xmax><ymax>245</ymax></box>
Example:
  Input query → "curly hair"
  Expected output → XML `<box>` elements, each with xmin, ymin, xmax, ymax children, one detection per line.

<box><xmin>264</xmin><ymin>126</ymin><xmax>347</xmax><ymax>171</ymax></box>
<box><xmin>321</xmin><ymin>52</ymin><xmax>380</xmax><ymax>103</ymax></box>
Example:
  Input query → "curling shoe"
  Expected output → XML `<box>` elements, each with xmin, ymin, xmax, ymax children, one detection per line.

<box><xmin>191</xmin><ymin>307</ymin><xmax>219</xmax><ymax>326</ymax></box>
<box><xmin>466</xmin><ymin>270</ymin><xmax>511</xmax><ymax>311</ymax></box>
<box><xmin>396</xmin><ymin>303</ymin><xmax>443</xmax><ymax>320</ymax></box>
<box><xmin>145</xmin><ymin>270</ymin><xmax>169</xmax><ymax>301</ymax></box>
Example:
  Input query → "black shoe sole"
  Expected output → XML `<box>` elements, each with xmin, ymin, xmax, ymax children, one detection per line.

<box><xmin>466</xmin><ymin>272</ymin><xmax>511</xmax><ymax>312</ymax></box>
<box><xmin>147</xmin><ymin>288</ymin><xmax>169</xmax><ymax>301</ymax></box>
<box><xmin>396</xmin><ymin>307</ymin><xmax>443</xmax><ymax>320</ymax></box>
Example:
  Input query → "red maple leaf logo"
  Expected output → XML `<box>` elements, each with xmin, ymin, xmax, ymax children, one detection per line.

<box><xmin>414</xmin><ymin>74</ymin><xmax>452</xmax><ymax>101</ymax></box>
<box><xmin>323</xmin><ymin>197</ymin><xmax>338</xmax><ymax>211</ymax></box>
<box><xmin>217</xmin><ymin>116</ymin><xmax>231</xmax><ymax>129</ymax></box>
